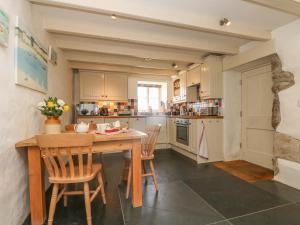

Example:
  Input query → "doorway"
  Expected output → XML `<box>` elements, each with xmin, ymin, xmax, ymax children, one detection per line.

<box><xmin>241</xmin><ymin>64</ymin><xmax>274</xmax><ymax>169</ymax></box>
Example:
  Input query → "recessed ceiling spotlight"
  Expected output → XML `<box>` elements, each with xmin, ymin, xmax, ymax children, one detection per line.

<box><xmin>144</xmin><ymin>58</ymin><xmax>152</xmax><ymax>61</ymax></box>
<box><xmin>111</xmin><ymin>14</ymin><xmax>117</xmax><ymax>19</ymax></box>
<box><xmin>172</xmin><ymin>63</ymin><xmax>178</xmax><ymax>69</ymax></box>
<box><xmin>220</xmin><ymin>18</ymin><xmax>231</xmax><ymax>26</ymax></box>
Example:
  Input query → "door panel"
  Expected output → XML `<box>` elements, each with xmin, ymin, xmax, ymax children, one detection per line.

<box><xmin>242</xmin><ymin>65</ymin><xmax>274</xmax><ymax>169</ymax></box>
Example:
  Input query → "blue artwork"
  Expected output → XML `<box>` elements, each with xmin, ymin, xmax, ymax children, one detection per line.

<box><xmin>15</xmin><ymin>22</ymin><xmax>48</xmax><ymax>93</ymax></box>
<box><xmin>0</xmin><ymin>9</ymin><xmax>9</xmax><ymax>46</ymax></box>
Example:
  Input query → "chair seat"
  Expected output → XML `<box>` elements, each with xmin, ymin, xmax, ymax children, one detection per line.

<box><xmin>49</xmin><ymin>163</ymin><xmax>102</xmax><ymax>184</ymax></box>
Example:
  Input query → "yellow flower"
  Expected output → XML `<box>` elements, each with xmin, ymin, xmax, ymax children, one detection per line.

<box><xmin>47</xmin><ymin>101</ymin><xmax>54</xmax><ymax>108</ymax></box>
<box><xmin>63</xmin><ymin>104</ymin><xmax>70</xmax><ymax>112</ymax></box>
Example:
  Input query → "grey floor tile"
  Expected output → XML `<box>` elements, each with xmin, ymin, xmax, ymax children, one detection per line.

<box><xmin>230</xmin><ymin>203</ymin><xmax>300</xmax><ymax>225</ymax></box>
<box><xmin>184</xmin><ymin>176</ymin><xmax>288</xmax><ymax>218</ymax></box>
<box><xmin>254</xmin><ymin>180</ymin><xmax>300</xmax><ymax>203</ymax></box>
<box><xmin>119</xmin><ymin>181</ymin><xmax>225</xmax><ymax>225</ymax></box>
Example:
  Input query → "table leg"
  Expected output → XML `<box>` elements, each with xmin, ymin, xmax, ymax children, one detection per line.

<box><xmin>28</xmin><ymin>146</ymin><xmax>46</xmax><ymax>225</ymax></box>
<box><xmin>131</xmin><ymin>139</ymin><xmax>142</xmax><ymax>207</ymax></box>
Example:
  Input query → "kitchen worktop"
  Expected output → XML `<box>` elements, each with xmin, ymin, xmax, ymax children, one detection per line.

<box><xmin>77</xmin><ymin>115</ymin><xmax>223</xmax><ymax>119</ymax></box>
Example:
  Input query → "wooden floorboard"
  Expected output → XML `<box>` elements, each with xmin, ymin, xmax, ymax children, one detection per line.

<box><xmin>214</xmin><ymin>160</ymin><xmax>274</xmax><ymax>183</ymax></box>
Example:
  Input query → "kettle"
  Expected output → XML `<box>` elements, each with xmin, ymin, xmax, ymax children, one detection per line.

<box><xmin>75</xmin><ymin>122</ymin><xmax>90</xmax><ymax>133</ymax></box>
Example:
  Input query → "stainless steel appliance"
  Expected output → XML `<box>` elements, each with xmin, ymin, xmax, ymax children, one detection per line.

<box><xmin>176</xmin><ymin>118</ymin><xmax>190</xmax><ymax>146</ymax></box>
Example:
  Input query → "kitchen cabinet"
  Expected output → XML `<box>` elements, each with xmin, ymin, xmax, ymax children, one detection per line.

<box><xmin>168</xmin><ymin>118</ymin><xmax>176</xmax><ymax>145</ymax></box>
<box><xmin>128</xmin><ymin>76</ymin><xmax>138</xmax><ymax>99</ymax></box>
<box><xmin>146</xmin><ymin>116</ymin><xmax>168</xmax><ymax>143</ymax></box>
<box><xmin>80</xmin><ymin>71</ymin><xmax>105</xmax><ymax>101</ymax></box>
<box><xmin>187</xmin><ymin>65</ymin><xmax>201</xmax><ymax>87</ymax></box>
<box><xmin>104</xmin><ymin>73</ymin><xmax>128</xmax><ymax>101</ymax></box>
<box><xmin>188</xmin><ymin>119</ymin><xmax>198</xmax><ymax>154</ymax></box>
<box><xmin>179</xmin><ymin>71</ymin><xmax>187</xmax><ymax>101</ymax></box>
<box><xmin>80</xmin><ymin>71</ymin><xmax>128</xmax><ymax>101</ymax></box>
<box><xmin>201</xmin><ymin>119</ymin><xmax>223</xmax><ymax>161</ymax></box>
<box><xmin>200</xmin><ymin>55</ymin><xmax>223</xmax><ymax>99</ymax></box>
<box><xmin>129</xmin><ymin>117</ymin><xmax>146</xmax><ymax>132</ymax></box>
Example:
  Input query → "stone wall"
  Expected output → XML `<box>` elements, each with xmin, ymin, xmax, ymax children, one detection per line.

<box><xmin>274</xmin><ymin>132</ymin><xmax>300</xmax><ymax>175</ymax></box>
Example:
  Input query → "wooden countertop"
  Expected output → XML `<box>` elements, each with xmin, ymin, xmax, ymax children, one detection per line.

<box><xmin>77</xmin><ymin>115</ymin><xmax>223</xmax><ymax>119</ymax></box>
<box><xmin>15</xmin><ymin>129</ymin><xmax>147</xmax><ymax>148</ymax></box>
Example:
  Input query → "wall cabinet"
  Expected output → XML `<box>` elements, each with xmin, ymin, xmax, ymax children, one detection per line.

<box><xmin>80</xmin><ymin>71</ymin><xmax>128</xmax><ymax>101</ymax></box>
<box><xmin>80</xmin><ymin>71</ymin><xmax>105</xmax><ymax>101</ymax></box>
<box><xmin>187</xmin><ymin>65</ymin><xmax>201</xmax><ymax>87</ymax></box>
<box><xmin>172</xmin><ymin>71</ymin><xmax>187</xmax><ymax>103</ymax></box>
<box><xmin>200</xmin><ymin>55</ymin><xmax>223</xmax><ymax>99</ymax></box>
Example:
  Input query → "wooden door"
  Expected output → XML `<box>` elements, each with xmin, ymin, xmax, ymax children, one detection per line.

<box><xmin>80</xmin><ymin>71</ymin><xmax>105</xmax><ymax>101</ymax></box>
<box><xmin>104</xmin><ymin>73</ymin><xmax>128</xmax><ymax>101</ymax></box>
<box><xmin>242</xmin><ymin>65</ymin><xmax>274</xmax><ymax>169</ymax></box>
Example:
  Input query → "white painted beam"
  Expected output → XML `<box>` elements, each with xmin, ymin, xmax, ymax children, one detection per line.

<box><xmin>42</xmin><ymin>9</ymin><xmax>240</xmax><ymax>55</ymax></box>
<box><xmin>243</xmin><ymin>0</ymin><xmax>300</xmax><ymax>16</ymax></box>
<box><xmin>64</xmin><ymin>51</ymin><xmax>188</xmax><ymax>70</ymax></box>
<box><xmin>69</xmin><ymin>61</ymin><xmax>178</xmax><ymax>76</ymax></box>
<box><xmin>56</xmin><ymin>35</ymin><xmax>204</xmax><ymax>63</ymax></box>
<box><xmin>30</xmin><ymin>0</ymin><xmax>271</xmax><ymax>41</ymax></box>
<box><xmin>223</xmin><ymin>40</ymin><xmax>276</xmax><ymax>71</ymax></box>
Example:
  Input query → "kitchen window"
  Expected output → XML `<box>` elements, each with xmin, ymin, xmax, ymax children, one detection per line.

<box><xmin>138</xmin><ymin>84</ymin><xmax>161</xmax><ymax>112</ymax></box>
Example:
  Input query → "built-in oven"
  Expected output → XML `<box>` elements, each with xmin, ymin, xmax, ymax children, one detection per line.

<box><xmin>176</xmin><ymin>118</ymin><xmax>190</xmax><ymax>146</ymax></box>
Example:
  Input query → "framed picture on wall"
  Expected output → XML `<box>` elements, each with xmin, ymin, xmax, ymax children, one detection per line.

<box><xmin>0</xmin><ymin>8</ymin><xmax>9</xmax><ymax>47</ymax></box>
<box><xmin>15</xmin><ymin>17</ymin><xmax>48</xmax><ymax>93</ymax></box>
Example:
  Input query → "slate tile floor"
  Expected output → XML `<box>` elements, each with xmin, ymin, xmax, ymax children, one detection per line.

<box><xmin>34</xmin><ymin>150</ymin><xmax>300</xmax><ymax>225</ymax></box>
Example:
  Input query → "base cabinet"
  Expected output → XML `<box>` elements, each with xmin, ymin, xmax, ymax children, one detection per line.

<box><xmin>146</xmin><ymin>117</ymin><xmax>168</xmax><ymax>144</ymax></box>
<box><xmin>129</xmin><ymin>118</ymin><xmax>146</xmax><ymax>132</ymax></box>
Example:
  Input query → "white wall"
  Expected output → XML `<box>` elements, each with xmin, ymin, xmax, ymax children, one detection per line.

<box><xmin>223</xmin><ymin>71</ymin><xmax>242</xmax><ymax>160</ymax></box>
<box><xmin>272</xmin><ymin>19</ymin><xmax>300</xmax><ymax>140</ymax></box>
<box><xmin>0</xmin><ymin>1</ymin><xmax>73</xmax><ymax>225</ymax></box>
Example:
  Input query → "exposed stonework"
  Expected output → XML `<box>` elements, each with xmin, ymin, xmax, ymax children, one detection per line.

<box><xmin>271</xmin><ymin>54</ymin><xmax>295</xmax><ymax>129</ymax></box>
<box><xmin>274</xmin><ymin>132</ymin><xmax>300</xmax><ymax>175</ymax></box>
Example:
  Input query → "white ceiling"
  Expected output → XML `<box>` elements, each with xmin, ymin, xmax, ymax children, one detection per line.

<box><xmin>30</xmin><ymin>0</ymin><xmax>299</xmax><ymax>76</ymax></box>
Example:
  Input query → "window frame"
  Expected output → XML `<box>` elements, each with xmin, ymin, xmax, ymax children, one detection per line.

<box><xmin>137</xmin><ymin>84</ymin><xmax>162</xmax><ymax>112</ymax></box>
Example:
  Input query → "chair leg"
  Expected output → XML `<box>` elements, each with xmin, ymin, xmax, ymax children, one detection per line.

<box><xmin>63</xmin><ymin>184</ymin><xmax>68</xmax><ymax>207</ymax></box>
<box><xmin>84</xmin><ymin>182</ymin><xmax>92</xmax><ymax>225</ymax></box>
<box><xmin>47</xmin><ymin>183</ymin><xmax>59</xmax><ymax>225</ymax></box>
<box><xmin>99</xmin><ymin>153</ymin><xmax>107</xmax><ymax>184</ymax></box>
<box><xmin>149</xmin><ymin>160</ymin><xmax>159</xmax><ymax>191</ymax></box>
<box><xmin>126</xmin><ymin>162</ymin><xmax>132</xmax><ymax>199</ymax></box>
<box><xmin>143</xmin><ymin>161</ymin><xmax>148</xmax><ymax>182</ymax></box>
<box><xmin>97</xmin><ymin>172</ymin><xmax>107</xmax><ymax>205</ymax></box>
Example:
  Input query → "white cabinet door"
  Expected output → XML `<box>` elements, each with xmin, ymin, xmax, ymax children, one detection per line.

<box><xmin>204</xmin><ymin>119</ymin><xmax>223</xmax><ymax>161</ymax></box>
<box><xmin>104</xmin><ymin>73</ymin><xmax>128</xmax><ymax>101</ymax></box>
<box><xmin>200</xmin><ymin>56</ymin><xmax>223</xmax><ymax>99</ymax></box>
<box><xmin>168</xmin><ymin>118</ymin><xmax>176</xmax><ymax>145</ymax></box>
<box><xmin>129</xmin><ymin>118</ymin><xmax>146</xmax><ymax>132</ymax></box>
<box><xmin>146</xmin><ymin>117</ymin><xmax>168</xmax><ymax>143</ymax></box>
<box><xmin>187</xmin><ymin>66</ymin><xmax>201</xmax><ymax>87</ymax></box>
<box><xmin>80</xmin><ymin>71</ymin><xmax>105</xmax><ymax>101</ymax></box>
<box><xmin>189</xmin><ymin>119</ymin><xmax>198</xmax><ymax>154</ymax></box>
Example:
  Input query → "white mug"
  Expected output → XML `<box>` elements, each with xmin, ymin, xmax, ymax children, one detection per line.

<box><xmin>113</xmin><ymin>120</ymin><xmax>121</xmax><ymax>128</ymax></box>
<box><xmin>97</xmin><ymin>123</ymin><xmax>109</xmax><ymax>132</ymax></box>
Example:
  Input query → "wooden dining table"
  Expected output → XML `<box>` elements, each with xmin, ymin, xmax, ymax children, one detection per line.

<box><xmin>15</xmin><ymin>129</ymin><xmax>147</xmax><ymax>225</ymax></box>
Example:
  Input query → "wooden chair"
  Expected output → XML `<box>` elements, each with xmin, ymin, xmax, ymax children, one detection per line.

<box><xmin>65</xmin><ymin>123</ymin><xmax>107</xmax><ymax>183</ymax></box>
<box><xmin>36</xmin><ymin>133</ymin><xmax>106</xmax><ymax>225</ymax></box>
<box><xmin>123</xmin><ymin>124</ymin><xmax>161</xmax><ymax>199</ymax></box>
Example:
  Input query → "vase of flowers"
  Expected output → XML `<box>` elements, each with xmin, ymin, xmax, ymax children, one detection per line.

<box><xmin>37</xmin><ymin>97</ymin><xmax>70</xmax><ymax>134</ymax></box>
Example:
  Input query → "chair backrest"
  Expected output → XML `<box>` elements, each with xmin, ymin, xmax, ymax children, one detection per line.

<box><xmin>65</xmin><ymin>123</ymin><xmax>97</xmax><ymax>132</ymax></box>
<box><xmin>36</xmin><ymin>133</ymin><xmax>94</xmax><ymax>180</ymax></box>
<box><xmin>142</xmin><ymin>124</ymin><xmax>161</xmax><ymax>156</ymax></box>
